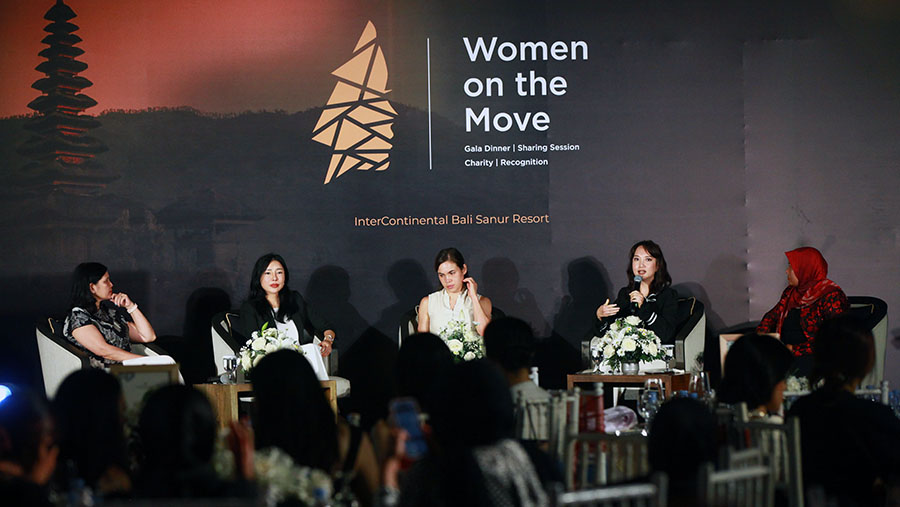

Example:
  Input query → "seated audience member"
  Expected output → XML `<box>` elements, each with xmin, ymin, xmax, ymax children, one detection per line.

<box><xmin>648</xmin><ymin>397</ymin><xmax>717</xmax><ymax>507</ymax></box>
<box><xmin>252</xmin><ymin>349</ymin><xmax>379</xmax><ymax>506</ymax></box>
<box><xmin>0</xmin><ymin>385</ymin><xmax>57</xmax><ymax>507</ymax></box>
<box><xmin>483</xmin><ymin>317</ymin><xmax>550</xmax><ymax>439</ymax></box>
<box><xmin>63</xmin><ymin>262</ymin><xmax>158</xmax><ymax>367</ymax></box>
<box><xmin>135</xmin><ymin>385</ymin><xmax>255</xmax><ymax>499</ymax></box>
<box><xmin>396</xmin><ymin>332</ymin><xmax>454</xmax><ymax>417</ymax></box>
<box><xmin>52</xmin><ymin>370</ymin><xmax>131</xmax><ymax>497</ymax></box>
<box><xmin>718</xmin><ymin>333</ymin><xmax>793</xmax><ymax>421</ymax></box>
<box><xmin>787</xmin><ymin>315</ymin><xmax>900</xmax><ymax>506</ymax></box>
<box><xmin>594</xmin><ymin>240</ymin><xmax>678</xmax><ymax>343</ymax></box>
<box><xmin>391</xmin><ymin>360</ymin><xmax>549</xmax><ymax>507</ymax></box>
<box><xmin>757</xmin><ymin>247</ymin><xmax>848</xmax><ymax>375</ymax></box>
<box><xmin>418</xmin><ymin>247</ymin><xmax>493</xmax><ymax>337</ymax></box>
<box><xmin>368</xmin><ymin>333</ymin><xmax>453</xmax><ymax>467</ymax></box>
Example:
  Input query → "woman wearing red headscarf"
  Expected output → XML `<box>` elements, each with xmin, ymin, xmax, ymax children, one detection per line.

<box><xmin>757</xmin><ymin>247</ymin><xmax>849</xmax><ymax>365</ymax></box>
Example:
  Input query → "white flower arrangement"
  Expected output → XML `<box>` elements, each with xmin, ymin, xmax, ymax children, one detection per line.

<box><xmin>439</xmin><ymin>319</ymin><xmax>484</xmax><ymax>362</ymax></box>
<box><xmin>239</xmin><ymin>322</ymin><xmax>301</xmax><ymax>374</ymax></box>
<box><xmin>213</xmin><ymin>439</ymin><xmax>332</xmax><ymax>504</ymax></box>
<box><xmin>785</xmin><ymin>375</ymin><xmax>811</xmax><ymax>392</ymax></box>
<box><xmin>598</xmin><ymin>315</ymin><xmax>669</xmax><ymax>371</ymax></box>
<box><xmin>255</xmin><ymin>447</ymin><xmax>333</xmax><ymax>505</ymax></box>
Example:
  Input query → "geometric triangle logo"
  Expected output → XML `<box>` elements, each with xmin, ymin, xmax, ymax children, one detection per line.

<box><xmin>312</xmin><ymin>21</ymin><xmax>396</xmax><ymax>185</ymax></box>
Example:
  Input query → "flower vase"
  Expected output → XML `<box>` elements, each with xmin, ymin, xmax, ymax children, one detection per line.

<box><xmin>621</xmin><ymin>361</ymin><xmax>640</xmax><ymax>375</ymax></box>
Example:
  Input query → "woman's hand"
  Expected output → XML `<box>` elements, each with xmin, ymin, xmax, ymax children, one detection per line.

<box><xmin>111</xmin><ymin>292</ymin><xmax>137</xmax><ymax>312</ymax></box>
<box><xmin>463</xmin><ymin>277</ymin><xmax>478</xmax><ymax>296</ymax></box>
<box><xmin>596</xmin><ymin>298</ymin><xmax>620</xmax><ymax>319</ymax></box>
<box><xmin>628</xmin><ymin>290</ymin><xmax>646</xmax><ymax>308</ymax></box>
<box><xmin>319</xmin><ymin>331</ymin><xmax>335</xmax><ymax>357</ymax></box>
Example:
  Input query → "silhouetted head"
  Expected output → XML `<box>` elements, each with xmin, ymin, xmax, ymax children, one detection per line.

<box><xmin>139</xmin><ymin>385</ymin><xmax>217</xmax><ymax>473</ymax></box>
<box><xmin>69</xmin><ymin>262</ymin><xmax>108</xmax><ymax>311</ymax></box>
<box><xmin>430</xmin><ymin>360</ymin><xmax>514</xmax><ymax>448</ymax></box>
<box><xmin>251</xmin><ymin>349</ymin><xmax>338</xmax><ymax>470</ymax></box>
<box><xmin>627</xmin><ymin>241</ymin><xmax>671</xmax><ymax>293</ymax></box>
<box><xmin>52</xmin><ymin>369</ymin><xmax>127</xmax><ymax>488</ymax></box>
<box><xmin>484</xmin><ymin>317</ymin><xmax>536</xmax><ymax>374</ymax></box>
<box><xmin>719</xmin><ymin>333</ymin><xmax>793</xmax><ymax>412</ymax></box>
<box><xmin>648</xmin><ymin>397</ymin><xmax>716</xmax><ymax>484</ymax></box>
<box><xmin>397</xmin><ymin>333</ymin><xmax>454</xmax><ymax>415</ymax></box>
<box><xmin>811</xmin><ymin>314</ymin><xmax>874</xmax><ymax>389</ymax></box>
<box><xmin>0</xmin><ymin>384</ymin><xmax>56</xmax><ymax>483</ymax></box>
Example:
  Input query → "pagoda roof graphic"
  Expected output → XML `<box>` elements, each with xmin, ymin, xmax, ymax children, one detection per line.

<box><xmin>312</xmin><ymin>21</ymin><xmax>396</xmax><ymax>185</ymax></box>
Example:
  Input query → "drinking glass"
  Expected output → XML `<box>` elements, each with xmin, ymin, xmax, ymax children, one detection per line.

<box><xmin>222</xmin><ymin>354</ymin><xmax>238</xmax><ymax>384</ymax></box>
<box><xmin>688</xmin><ymin>372</ymin><xmax>714</xmax><ymax>405</ymax></box>
<box><xmin>589</xmin><ymin>337</ymin><xmax>602</xmax><ymax>373</ymax></box>
<box><xmin>638</xmin><ymin>390</ymin><xmax>660</xmax><ymax>425</ymax></box>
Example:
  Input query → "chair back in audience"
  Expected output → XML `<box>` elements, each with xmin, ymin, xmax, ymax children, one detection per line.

<box><xmin>548</xmin><ymin>389</ymin><xmax>581</xmax><ymax>464</ymax></box>
<box><xmin>35</xmin><ymin>317</ymin><xmax>90</xmax><ymax>397</ymax></box>
<box><xmin>699</xmin><ymin>462</ymin><xmax>775</xmax><ymax>507</ymax></box>
<box><xmin>553</xmin><ymin>473</ymin><xmax>667</xmax><ymax>507</ymax></box>
<box><xmin>514</xmin><ymin>391</ymin><xmax>550</xmax><ymax>441</ymax></box>
<box><xmin>564</xmin><ymin>431</ymin><xmax>649</xmax><ymax>490</ymax></box>
<box><xmin>847</xmin><ymin>296</ymin><xmax>888</xmax><ymax>385</ymax></box>
<box><xmin>672</xmin><ymin>297</ymin><xmax>706</xmax><ymax>371</ymax></box>
<box><xmin>732</xmin><ymin>417</ymin><xmax>803</xmax><ymax>507</ymax></box>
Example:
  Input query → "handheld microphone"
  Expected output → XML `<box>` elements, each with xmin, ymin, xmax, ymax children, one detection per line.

<box><xmin>630</xmin><ymin>275</ymin><xmax>642</xmax><ymax>314</ymax></box>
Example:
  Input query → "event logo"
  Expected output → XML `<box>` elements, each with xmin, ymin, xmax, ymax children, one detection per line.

<box><xmin>312</xmin><ymin>21</ymin><xmax>396</xmax><ymax>185</ymax></box>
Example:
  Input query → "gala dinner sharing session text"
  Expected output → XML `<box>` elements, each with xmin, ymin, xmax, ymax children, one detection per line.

<box><xmin>354</xmin><ymin>213</ymin><xmax>551</xmax><ymax>227</ymax></box>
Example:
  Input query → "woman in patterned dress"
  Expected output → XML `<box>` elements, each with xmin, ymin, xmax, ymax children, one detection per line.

<box><xmin>63</xmin><ymin>262</ymin><xmax>157</xmax><ymax>367</ymax></box>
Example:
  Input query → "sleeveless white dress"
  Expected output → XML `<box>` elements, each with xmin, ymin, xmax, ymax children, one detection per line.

<box><xmin>425</xmin><ymin>289</ymin><xmax>481</xmax><ymax>337</ymax></box>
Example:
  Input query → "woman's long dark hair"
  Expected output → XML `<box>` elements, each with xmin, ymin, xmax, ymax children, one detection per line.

<box><xmin>52</xmin><ymin>369</ymin><xmax>129</xmax><ymax>489</ymax></box>
<box><xmin>627</xmin><ymin>240</ymin><xmax>672</xmax><ymax>294</ymax></box>
<box><xmin>137</xmin><ymin>385</ymin><xmax>218</xmax><ymax>497</ymax></box>
<box><xmin>718</xmin><ymin>334</ymin><xmax>792</xmax><ymax>410</ymax></box>
<box><xmin>251</xmin><ymin>349</ymin><xmax>338</xmax><ymax>471</ymax></box>
<box><xmin>247</xmin><ymin>253</ymin><xmax>299</xmax><ymax>322</ymax></box>
<box><xmin>69</xmin><ymin>262</ymin><xmax>107</xmax><ymax>312</ymax></box>
<box><xmin>811</xmin><ymin>315</ymin><xmax>875</xmax><ymax>391</ymax></box>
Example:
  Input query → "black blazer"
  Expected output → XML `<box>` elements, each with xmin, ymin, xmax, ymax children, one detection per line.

<box><xmin>593</xmin><ymin>285</ymin><xmax>679</xmax><ymax>344</ymax></box>
<box><xmin>239</xmin><ymin>291</ymin><xmax>333</xmax><ymax>344</ymax></box>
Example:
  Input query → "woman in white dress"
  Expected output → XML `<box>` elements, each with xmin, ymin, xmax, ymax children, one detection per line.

<box><xmin>417</xmin><ymin>247</ymin><xmax>492</xmax><ymax>337</ymax></box>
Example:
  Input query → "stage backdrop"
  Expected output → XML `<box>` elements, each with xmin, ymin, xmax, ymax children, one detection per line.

<box><xmin>1</xmin><ymin>0</ymin><xmax>898</xmax><ymax>391</ymax></box>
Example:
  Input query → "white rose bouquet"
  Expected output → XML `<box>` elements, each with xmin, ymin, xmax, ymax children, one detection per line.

<box><xmin>439</xmin><ymin>319</ymin><xmax>484</xmax><ymax>362</ymax></box>
<box><xmin>598</xmin><ymin>315</ymin><xmax>670</xmax><ymax>372</ymax></box>
<box><xmin>239</xmin><ymin>322</ymin><xmax>301</xmax><ymax>375</ymax></box>
<box><xmin>213</xmin><ymin>440</ymin><xmax>332</xmax><ymax>505</ymax></box>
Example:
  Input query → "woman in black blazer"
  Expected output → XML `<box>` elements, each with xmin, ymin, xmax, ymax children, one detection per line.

<box><xmin>239</xmin><ymin>253</ymin><xmax>335</xmax><ymax>357</ymax></box>
<box><xmin>593</xmin><ymin>240</ymin><xmax>678</xmax><ymax>344</ymax></box>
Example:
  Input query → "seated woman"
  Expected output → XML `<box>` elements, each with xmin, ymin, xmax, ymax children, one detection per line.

<box><xmin>63</xmin><ymin>262</ymin><xmax>157</xmax><ymax>367</ymax></box>
<box><xmin>757</xmin><ymin>247</ymin><xmax>848</xmax><ymax>374</ymax></box>
<box><xmin>239</xmin><ymin>253</ymin><xmax>335</xmax><ymax>357</ymax></box>
<box><xmin>787</xmin><ymin>315</ymin><xmax>900</xmax><ymax>506</ymax></box>
<box><xmin>385</xmin><ymin>360</ymin><xmax>549</xmax><ymax>506</ymax></box>
<box><xmin>51</xmin><ymin>370</ymin><xmax>131</xmax><ymax>498</ymax></box>
<box><xmin>594</xmin><ymin>240</ymin><xmax>678</xmax><ymax>343</ymax></box>
<box><xmin>417</xmin><ymin>247</ymin><xmax>492</xmax><ymax>338</ymax></box>
<box><xmin>252</xmin><ymin>349</ymin><xmax>379</xmax><ymax>505</ymax></box>
<box><xmin>718</xmin><ymin>333</ymin><xmax>793</xmax><ymax>421</ymax></box>
<box><xmin>648</xmin><ymin>397</ymin><xmax>717</xmax><ymax>507</ymax></box>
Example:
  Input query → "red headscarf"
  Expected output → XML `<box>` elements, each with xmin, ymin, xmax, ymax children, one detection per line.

<box><xmin>775</xmin><ymin>247</ymin><xmax>842</xmax><ymax>331</ymax></box>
